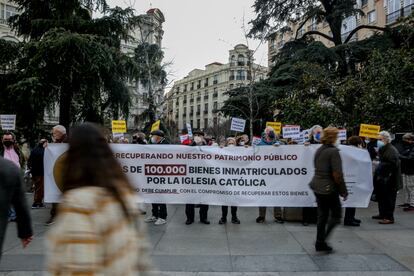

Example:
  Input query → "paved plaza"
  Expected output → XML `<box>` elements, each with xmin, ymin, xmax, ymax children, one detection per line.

<box><xmin>1</xmin><ymin>195</ymin><xmax>414</xmax><ymax>276</ymax></box>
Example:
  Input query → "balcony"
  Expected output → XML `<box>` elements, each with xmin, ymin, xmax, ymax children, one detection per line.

<box><xmin>196</xmin><ymin>111</ymin><xmax>200</xmax><ymax>115</ymax></box>
<box><xmin>0</xmin><ymin>19</ymin><xmax>8</xmax><ymax>25</ymax></box>
<box><xmin>204</xmin><ymin>82</ymin><xmax>209</xmax><ymax>87</ymax></box>
<box><xmin>213</xmin><ymin>80</ymin><xmax>218</xmax><ymax>85</ymax></box>
<box><xmin>190</xmin><ymin>99</ymin><xmax>194</xmax><ymax>103</ymax></box>
<box><xmin>204</xmin><ymin>95</ymin><xmax>209</xmax><ymax>100</ymax></box>
<box><xmin>196</xmin><ymin>96</ymin><xmax>201</xmax><ymax>101</ymax></box>
<box><xmin>204</xmin><ymin>110</ymin><xmax>208</xmax><ymax>114</ymax></box>
<box><xmin>183</xmin><ymin>100</ymin><xmax>187</xmax><ymax>104</ymax></box>
<box><xmin>190</xmin><ymin>112</ymin><xmax>194</xmax><ymax>116</ymax></box>
<box><xmin>183</xmin><ymin>113</ymin><xmax>187</xmax><ymax>118</ymax></box>
<box><xmin>197</xmin><ymin>84</ymin><xmax>201</xmax><ymax>89</ymax></box>
<box><xmin>213</xmin><ymin>93</ymin><xmax>218</xmax><ymax>98</ymax></box>
<box><xmin>229</xmin><ymin>75</ymin><xmax>235</xmax><ymax>81</ymax></box>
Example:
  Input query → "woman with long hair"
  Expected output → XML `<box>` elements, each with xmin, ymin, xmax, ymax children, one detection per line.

<box><xmin>47</xmin><ymin>123</ymin><xmax>151</xmax><ymax>275</ymax></box>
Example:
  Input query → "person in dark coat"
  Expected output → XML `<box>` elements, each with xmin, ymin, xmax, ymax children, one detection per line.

<box><xmin>185</xmin><ymin>130</ymin><xmax>210</xmax><ymax>225</ymax></box>
<box><xmin>28</xmin><ymin>139</ymin><xmax>47</xmax><ymax>209</ymax></box>
<box><xmin>144</xmin><ymin>130</ymin><xmax>169</xmax><ymax>225</ymax></box>
<box><xmin>309</xmin><ymin>127</ymin><xmax>348</xmax><ymax>252</ymax></box>
<box><xmin>372</xmin><ymin>131</ymin><xmax>402</xmax><ymax>224</ymax></box>
<box><xmin>0</xmin><ymin>156</ymin><xmax>33</xmax><ymax>259</ymax></box>
<box><xmin>399</xmin><ymin>133</ymin><xmax>414</xmax><ymax>211</ymax></box>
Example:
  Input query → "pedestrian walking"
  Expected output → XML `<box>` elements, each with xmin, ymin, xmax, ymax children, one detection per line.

<box><xmin>0</xmin><ymin>156</ymin><xmax>33</xmax><ymax>260</ymax></box>
<box><xmin>46</xmin><ymin>123</ymin><xmax>151</xmax><ymax>275</ymax></box>
<box><xmin>372</xmin><ymin>131</ymin><xmax>402</xmax><ymax>224</ymax></box>
<box><xmin>28</xmin><ymin>139</ymin><xmax>47</xmax><ymax>209</ymax></box>
<box><xmin>309</xmin><ymin>127</ymin><xmax>348</xmax><ymax>252</ymax></box>
<box><xmin>144</xmin><ymin>130</ymin><xmax>169</xmax><ymax>225</ymax></box>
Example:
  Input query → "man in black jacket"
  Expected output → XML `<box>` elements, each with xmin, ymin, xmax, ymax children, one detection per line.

<box><xmin>28</xmin><ymin>139</ymin><xmax>47</xmax><ymax>209</ymax></box>
<box><xmin>399</xmin><ymin>133</ymin><xmax>414</xmax><ymax>211</ymax></box>
<box><xmin>0</xmin><ymin>156</ymin><xmax>33</xmax><ymax>260</ymax></box>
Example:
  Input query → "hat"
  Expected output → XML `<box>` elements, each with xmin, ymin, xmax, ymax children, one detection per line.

<box><xmin>150</xmin><ymin>130</ymin><xmax>165</xmax><ymax>137</ymax></box>
<box><xmin>193</xmin><ymin>130</ymin><xmax>205</xmax><ymax>136</ymax></box>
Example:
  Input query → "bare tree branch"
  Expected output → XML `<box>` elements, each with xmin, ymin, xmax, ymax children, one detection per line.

<box><xmin>301</xmin><ymin>30</ymin><xmax>334</xmax><ymax>42</ymax></box>
<box><xmin>344</xmin><ymin>25</ymin><xmax>387</xmax><ymax>44</ymax></box>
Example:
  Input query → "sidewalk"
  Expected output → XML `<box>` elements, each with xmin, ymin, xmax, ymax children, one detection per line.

<box><xmin>1</xmin><ymin>195</ymin><xmax>414</xmax><ymax>276</ymax></box>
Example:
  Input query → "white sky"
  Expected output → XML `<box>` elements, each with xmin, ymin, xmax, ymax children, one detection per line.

<box><xmin>106</xmin><ymin>0</ymin><xmax>268</xmax><ymax>91</ymax></box>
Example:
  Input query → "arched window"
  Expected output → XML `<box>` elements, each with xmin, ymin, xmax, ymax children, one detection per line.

<box><xmin>230</xmin><ymin>55</ymin><xmax>236</xmax><ymax>66</ymax></box>
<box><xmin>237</xmin><ymin>54</ymin><xmax>245</xmax><ymax>66</ymax></box>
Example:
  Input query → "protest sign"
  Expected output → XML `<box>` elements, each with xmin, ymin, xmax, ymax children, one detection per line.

<box><xmin>151</xmin><ymin>120</ymin><xmax>161</xmax><ymax>132</ymax></box>
<box><xmin>186</xmin><ymin>123</ymin><xmax>193</xmax><ymax>137</ymax></box>
<box><xmin>0</xmin><ymin>114</ymin><xmax>16</xmax><ymax>130</ymax></box>
<box><xmin>45</xmin><ymin>144</ymin><xmax>373</xmax><ymax>208</ymax></box>
<box><xmin>112</xmin><ymin>120</ymin><xmax>126</xmax><ymax>133</ymax></box>
<box><xmin>252</xmin><ymin>136</ymin><xmax>262</xmax><ymax>146</ymax></box>
<box><xmin>266</xmin><ymin>122</ymin><xmax>282</xmax><ymax>134</ymax></box>
<box><xmin>230</xmin><ymin>117</ymin><xmax>246</xmax><ymax>132</ymax></box>
<box><xmin>338</xmin><ymin>129</ymin><xmax>347</xmax><ymax>141</ymax></box>
<box><xmin>359</xmin><ymin>124</ymin><xmax>380</xmax><ymax>139</ymax></box>
<box><xmin>282</xmin><ymin>125</ymin><xmax>301</xmax><ymax>139</ymax></box>
<box><xmin>179</xmin><ymin>134</ymin><xmax>189</xmax><ymax>143</ymax></box>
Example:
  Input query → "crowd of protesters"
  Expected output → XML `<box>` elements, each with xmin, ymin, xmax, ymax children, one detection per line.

<box><xmin>0</xmin><ymin>122</ymin><xmax>413</xmax><ymax>272</ymax></box>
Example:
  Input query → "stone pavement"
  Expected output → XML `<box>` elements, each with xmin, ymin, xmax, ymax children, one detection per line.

<box><xmin>1</xmin><ymin>195</ymin><xmax>414</xmax><ymax>276</ymax></box>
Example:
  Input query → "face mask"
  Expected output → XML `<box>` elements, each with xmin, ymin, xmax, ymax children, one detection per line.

<box><xmin>194</xmin><ymin>136</ymin><xmax>203</xmax><ymax>144</ymax></box>
<box><xmin>365</xmin><ymin>140</ymin><xmax>370</xmax><ymax>144</ymax></box>
<box><xmin>377</xmin><ymin>140</ymin><xmax>385</xmax><ymax>149</ymax></box>
<box><xmin>150</xmin><ymin>137</ymin><xmax>158</xmax><ymax>144</ymax></box>
<box><xmin>239</xmin><ymin>141</ymin><xmax>245</xmax><ymax>146</ymax></box>
<box><xmin>3</xmin><ymin>141</ymin><xmax>13</xmax><ymax>148</ymax></box>
<box><xmin>314</xmin><ymin>133</ymin><xmax>321</xmax><ymax>141</ymax></box>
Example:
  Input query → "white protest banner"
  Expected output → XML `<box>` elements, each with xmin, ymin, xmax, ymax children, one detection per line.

<box><xmin>282</xmin><ymin>125</ymin><xmax>301</xmax><ymax>139</ymax></box>
<box><xmin>338</xmin><ymin>129</ymin><xmax>347</xmax><ymax>141</ymax></box>
<box><xmin>0</xmin><ymin>114</ymin><xmax>16</xmax><ymax>130</ymax></box>
<box><xmin>293</xmin><ymin>132</ymin><xmax>305</xmax><ymax>144</ymax></box>
<box><xmin>186</xmin><ymin>123</ymin><xmax>193</xmax><ymax>137</ymax></box>
<box><xmin>45</xmin><ymin>144</ymin><xmax>373</xmax><ymax>208</ymax></box>
<box><xmin>302</xmin><ymin>129</ymin><xmax>311</xmax><ymax>142</ymax></box>
<box><xmin>230</xmin><ymin>117</ymin><xmax>246</xmax><ymax>132</ymax></box>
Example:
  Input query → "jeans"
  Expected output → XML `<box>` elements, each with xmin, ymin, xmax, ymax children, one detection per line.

<box><xmin>315</xmin><ymin>193</ymin><xmax>342</xmax><ymax>244</ymax></box>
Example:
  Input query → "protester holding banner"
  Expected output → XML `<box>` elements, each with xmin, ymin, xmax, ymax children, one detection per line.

<box><xmin>343</xmin><ymin>136</ymin><xmax>363</xmax><ymax>227</ymax></box>
<box><xmin>399</xmin><ymin>133</ymin><xmax>414</xmax><ymax>211</ymax></box>
<box><xmin>236</xmin><ymin>134</ymin><xmax>250</xmax><ymax>146</ymax></box>
<box><xmin>219</xmin><ymin>137</ymin><xmax>241</xmax><ymax>225</ymax></box>
<box><xmin>256</xmin><ymin>127</ymin><xmax>284</xmax><ymax>224</ymax></box>
<box><xmin>308</xmin><ymin>125</ymin><xmax>323</xmax><ymax>144</ymax></box>
<box><xmin>132</xmin><ymin>132</ymin><xmax>148</xmax><ymax>145</ymax></box>
<box><xmin>46</xmin><ymin>123</ymin><xmax>151</xmax><ymax>275</ymax></box>
<box><xmin>145</xmin><ymin>130</ymin><xmax>169</xmax><ymax>225</ymax></box>
<box><xmin>309</xmin><ymin>127</ymin><xmax>348</xmax><ymax>252</ymax></box>
<box><xmin>185</xmin><ymin>130</ymin><xmax>210</xmax><ymax>225</ymax></box>
<box><xmin>372</xmin><ymin>131</ymin><xmax>402</xmax><ymax>224</ymax></box>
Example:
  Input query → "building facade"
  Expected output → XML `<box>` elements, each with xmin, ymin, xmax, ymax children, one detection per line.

<box><xmin>0</xmin><ymin>0</ymin><xmax>19</xmax><ymax>42</ymax></box>
<box><xmin>268</xmin><ymin>0</ymin><xmax>414</xmax><ymax>67</ymax></box>
<box><xmin>165</xmin><ymin>44</ymin><xmax>267</xmax><ymax>131</ymax></box>
<box><xmin>121</xmin><ymin>8</ymin><xmax>166</xmax><ymax>130</ymax></box>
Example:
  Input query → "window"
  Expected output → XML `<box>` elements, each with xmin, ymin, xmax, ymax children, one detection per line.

<box><xmin>213</xmin><ymin>74</ymin><xmax>219</xmax><ymax>84</ymax></box>
<box><xmin>368</xmin><ymin>10</ymin><xmax>376</xmax><ymax>23</ymax></box>
<box><xmin>229</xmin><ymin>84</ymin><xmax>234</xmax><ymax>90</ymax></box>
<box><xmin>191</xmin><ymin>120</ymin><xmax>193</xmax><ymax>127</ymax></box>
<box><xmin>230</xmin><ymin>55</ymin><xmax>236</xmax><ymax>66</ymax></box>
<box><xmin>387</xmin><ymin>0</ymin><xmax>402</xmax><ymax>23</ymax></box>
<box><xmin>190</xmin><ymin>106</ymin><xmax>194</xmax><ymax>115</ymax></box>
<box><xmin>213</xmin><ymin>117</ymin><xmax>218</xmax><ymax>126</ymax></box>
<box><xmin>229</xmin><ymin>70</ymin><xmax>235</xmax><ymax>81</ymax></box>
<box><xmin>237</xmin><ymin>54</ymin><xmax>245</xmax><ymax>66</ymax></box>
<box><xmin>204</xmin><ymin>103</ymin><xmax>208</xmax><ymax>113</ymax></box>
<box><xmin>213</xmin><ymin>102</ymin><xmax>218</xmax><ymax>110</ymax></box>
<box><xmin>204</xmin><ymin>78</ymin><xmax>209</xmax><ymax>87</ymax></box>
<box><xmin>204</xmin><ymin>118</ymin><xmax>208</xmax><ymax>129</ymax></box>
<box><xmin>184</xmin><ymin>84</ymin><xmax>188</xmax><ymax>92</ymax></box>
<box><xmin>197</xmin><ymin>80</ymin><xmax>201</xmax><ymax>89</ymax></box>
<box><xmin>3</xmin><ymin>4</ymin><xmax>18</xmax><ymax>20</ymax></box>
<box><xmin>197</xmin><ymin>105</ymin><xmax>201</xmax><ymax>114</ymax></box>
<box><xmin>361</xmin><ymin>0</ymin><xmax>368</xmax><ymax>6</ymax></box>
<box><xmin>191</xmin><ymin>82</ymin><xmax>194</xmax><ymax>90</ymax></box>
<box><xmin>236</xmin><ymin>70</ymin><xmax>246</xmax><ymax>80</ymax></box>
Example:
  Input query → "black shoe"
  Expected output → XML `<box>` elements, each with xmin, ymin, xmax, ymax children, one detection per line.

<box><xmin>231</xmin><ymin>218</ymin><xmax>240</xmax><ymax>224</ymax></box>
<box><xmin>274</xmin><ymin>217</ymin><xmax>284</xmax><ymax>224</ymax></box>
<box><xmin>353</xmin><ymin>218</ymin><xmax>361</xmax><ymax>224</ymax></box>
<box><xmin>256</xmin><ymin>216</ymin><xmax>265</xmax><ymax>223</ymax></box>
<box><xmin>315</xmin><ymin>242</ymin><xmax>333</xmax><ymax>252</ymax></box>
<box><xmin>344</xmin><ymin>220</ymin><xmax>360</xmax><ymax>226</ymax></box>
<box><xmin>185</xmin><ymin>220</ymin><xmax>193</xmax><ymax>225</ymax></box>
<box><xmin>372</xmin><ymin>215</ymin><xmax>383</xmax><ymax>220</ymax></box>
<box><xmin>219</xmin><ymin>218</ymin><xmax>227</xmax><ymax>224</ymax></box>
<box><xmin>200</xmin><ymin>220</ymin><xmax>210</xmax><ymax>225</ymax></box>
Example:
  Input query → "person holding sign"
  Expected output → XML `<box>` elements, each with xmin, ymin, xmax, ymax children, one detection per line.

<box><xmin>185</xmin><ymin>130</ymin><xmax>210</xmax><ymax>225</ymax></box>
<box><xmin>145</xmin><ymin>130</ymin><xmax>169</xmax><ymax>225</ymax></box>
<box><xmin>309</xmin><ymin>127</ymin><xmax>348</xmax><ymax>252</ymax></box>
<box><xmin>372</xmin><ymin>131</ymin><xmax>401</xmax><ymax>224</ymax></box>
<box><xmin>256</xmin><ymin>127</ymin><xmax>284</xmax><ymax>224</ymax></box>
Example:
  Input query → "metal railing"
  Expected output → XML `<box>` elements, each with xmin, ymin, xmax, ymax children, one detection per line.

<box><xmin>387</xmin><ymin>4</ymin><xmax>414</xmax><ymax>24</ymax></box>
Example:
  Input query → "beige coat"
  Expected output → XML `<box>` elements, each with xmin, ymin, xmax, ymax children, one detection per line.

<box><xmin>46</xmin><ymin>186</ymin><xmax>151</xmax><ymax>275</ymax></box>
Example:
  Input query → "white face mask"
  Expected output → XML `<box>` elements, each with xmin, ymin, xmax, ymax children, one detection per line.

<box><xmin>194</xmin><ymin>136</ymin><xmax>203</xmax><ymax>144</ymax></box>
<box><xmin>151</xmin><ymin>137</ymin><xmax>158</xmax><ymax>144</ymax></box>
<box><xmin>239</xmin><ymin>141</ymin><xmax>245</xmax><ymax>146</ymax></box>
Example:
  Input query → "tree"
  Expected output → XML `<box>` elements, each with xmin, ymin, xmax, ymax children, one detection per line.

<box><xmin>7</xmin><ymin>0</ymin><xmax>137</xmax><ymax>130</ymax></box>
<box><xmin>249</xmin><ymin>0</ymin><xmax>386</xmax><ymax>46</ymax></box>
